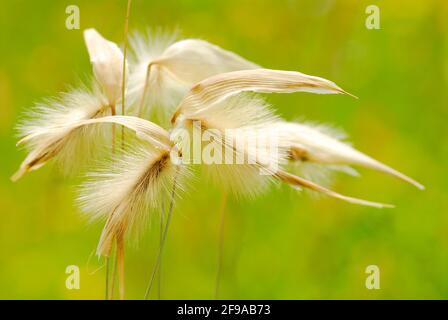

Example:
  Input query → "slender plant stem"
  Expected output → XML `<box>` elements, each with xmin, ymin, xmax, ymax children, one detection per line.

<box><xmin>109</xmin><ymin>243</ymin><xmax>118</xmax><ymax>299</ymax></box>
<box><xmin>144</xmin><ymin>168</ymin><xmax>179</xmax><ymax>299</ymax></box>
<box><xmin>214</xmin><ymin>191</ymin><xmax>228</xmax><ymax>299</ymax></box>
<box><xmin>117</xmin><ymin>233</ymin><xmax>125</xmax><ymax>300</ymax></box>
<box><xmin>110</xmin><ymin>2</ymin><xmax>131</xmax><ymax>298</ymax></box>
<box><xmin>110</xmin><ymin>104</ymin><xmax>116</xmax><ymax>153</ymax></box>
<box><xmin>121</xmin><ymin>0</ymin><xmax>131</xmax><ymax>147</ymax></box>
<box><xmin>105</xmin><ymin>257</ymin><xmax>110</xmax><ymax>300</ymax></box>
<box><xmin>105</xmin><ymin>103</ymin><xmax>117</xmax><ymax>300</ymax></box>
<box><xmin>158</xmin><ymin>206</ymin><xmax>164</xmax><ymax>300</ymax></box>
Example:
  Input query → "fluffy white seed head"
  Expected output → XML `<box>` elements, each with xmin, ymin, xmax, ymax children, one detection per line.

<box><xmin>171</xmin><ymin>68</ymin><xmax>403</xmax><ymax>207</ymax></box>
<box><xmin>78</xmin><ymin>145</ymin><xmax>190</xmax><ymax>256</ymax></box>
<box><xmin>12</xmin><ymin>85</ymin><xmax>111</xmax><ymax>181</ymax></box>
<box><xmin>127</xmin><ymin>30</ymin><xmax>259</xmax><ymax>123</ymax></box>
<box><xmin>172</xmin><ymin>68</ymin><xmax>354</xmax><ymax>124</ymax></box>
<box><xmin>274</xmin><ymin>121</ymin><xmax>424</xmax><ymax>189</ymax></box>
<box><xmin>172</xmin><ymin>95</ymin><xmax>288</xmax><ymax>197</ymax></box>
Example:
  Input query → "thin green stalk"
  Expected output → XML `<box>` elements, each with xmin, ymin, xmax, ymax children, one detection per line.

<box><xmin>158</xmin><ymin>207</ymin><xmax>164</xmax><ymax>300</ymax></box>
<box><xmin>144</xmin><ymin>169</ymin><xmax>179</xmax><ymax>299</ymax></box>
<box><xmin>109</xmin><ymin>244</ymin><xmax>118</xmax><ymax>299</ymax></box>
<box><xmin>121</xmin><ymin>0</ymin><xmax>131</xmax><ymax>147</ymax></box>
<box><xmin>105</xmin><ymin>104</ymin><xmax>117</xmax><ymax>300</ymax></box>
<box><xmin>117</xmin><ymin>233</ymin><xmax>125</xmax><ymax>300</ymax></box>
<box><xmin>105</xmin><ymin>257</ymin><xmax>110</xmax><ymax>300</ymax></box>
<box><xmin>214</xmin><ymin>191</ymin><xmax>228</xmax><ymax>299</ymax></box>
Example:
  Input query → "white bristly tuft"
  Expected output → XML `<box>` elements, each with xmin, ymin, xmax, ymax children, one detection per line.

<box><xmin>127</xmin><ymin>30</ymin><xmax>259</xmax><ymax>123</ymax></box>
<box><xmin>12</xmin><ymin>85</ymin><xmax>111</xmax><ymax>181</ymax></box>
<box><xmin>274</xmin><ymin>121</ymin><xmax>424</xmax><ymax>189</ymax></box>
<box><xmin>171</xmin><ymin>68</ymin><xmax>354</xmax><ymax>124</ymax></box>
<box><xmin>171</xmin><ymin>70</ymin><xmax>400</xmax><ymax>206</ymax></box>
<box><xmin>172</xmin><ymin>95</ymin><xmax>288</xmax><ymax>198</ymax></box>
<box><xmin>77</xmin><ymin>145</ymin><xmax>190</xmax><ymax>257</ymax></box>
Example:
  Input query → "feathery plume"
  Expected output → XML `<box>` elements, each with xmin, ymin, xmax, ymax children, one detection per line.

<box><xmin>11</xmin><ymin>86</ymin><xmax>111</xmax><ymax>181</ymax></box>
<box><xmin>170</xmin><ymin>68</ymin><xmax>410</xmax><ymax>207</ymax></box>
<box><xmin>12</xmin><ymin>29</ymin><xmax>130</xmax><ymax>182</ymax></box>
<box><xmin>78</xmin><ymin>145</ymin><xmax>188</xmax><ymax>257</ymax></box>
<box><xmin>127</xmin><ymin>31</ymin><xmax>259</xmax><ymax>121</ymax></box>
<box><xmin>171</xmin><ymin>68</ymin><xmax>354</xmax><ymax>124</ymax></box>
<box><xmin>171</xmin><ymin>94</ymin><xmax>287</xmax><ymax>197</ymax></box>
<box><xmin>58</xmin><ymin>115</ymin><xmax>181</xmax><ymax>258</ymax></box>
<box><xmin>274</xmin><ymin>121</ymin><xmax>424</xmax><ymax>189</ymax></box>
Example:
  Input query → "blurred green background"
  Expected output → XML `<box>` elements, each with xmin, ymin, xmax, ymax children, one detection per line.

<box><xmin>0</xmin><ymin>0</ymin><xmax>447</xmax><ymax>299</ymax></box>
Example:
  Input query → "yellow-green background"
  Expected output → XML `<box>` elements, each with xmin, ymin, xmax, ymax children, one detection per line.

<box><xmin>0</xmin><ymin>0</ymin><xmax>447</xmax><ymax>299</ymax></box>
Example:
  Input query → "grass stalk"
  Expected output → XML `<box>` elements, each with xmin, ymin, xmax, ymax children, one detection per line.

<box><xmin>105</xmin><ymin>103</ymin><xmax>117</xmax><ymax>300</ymax></box>
<box><xmin>121</xmin><ymin>0</ymin><xmax>131</xmax><ymax>147</ymax></box>
<box><xmin>105</xmin><ymin>257</ymin><xmax>110</xmax><ymax>300</ymax></box>
<box><xmin>109</xmin><ymin>244</ymin><xmax>118</xmax><ymax>299</ymax></box>
<box><xmin>144</xmin><ymin>168</ymin><xmax>179</xmax><ymax>299</ymax></box>
<box><xmin>158</xmin><ymin>204</ymin><xmax>164</xmax><ymax>300</ymax></box>
<box><xmin>110</xmin><ymin>104</ymin><xmax>116</xmax><ymax>153</ymax></box>
<box><xmin>214</xmin><ymin>191</ymin><xmax>228</xmax><ymax>299</ymax></box>
<box><xmin>117</xmin><ymin>233</ymin><xmax>125</xmax><ymax>300</ymax></box>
